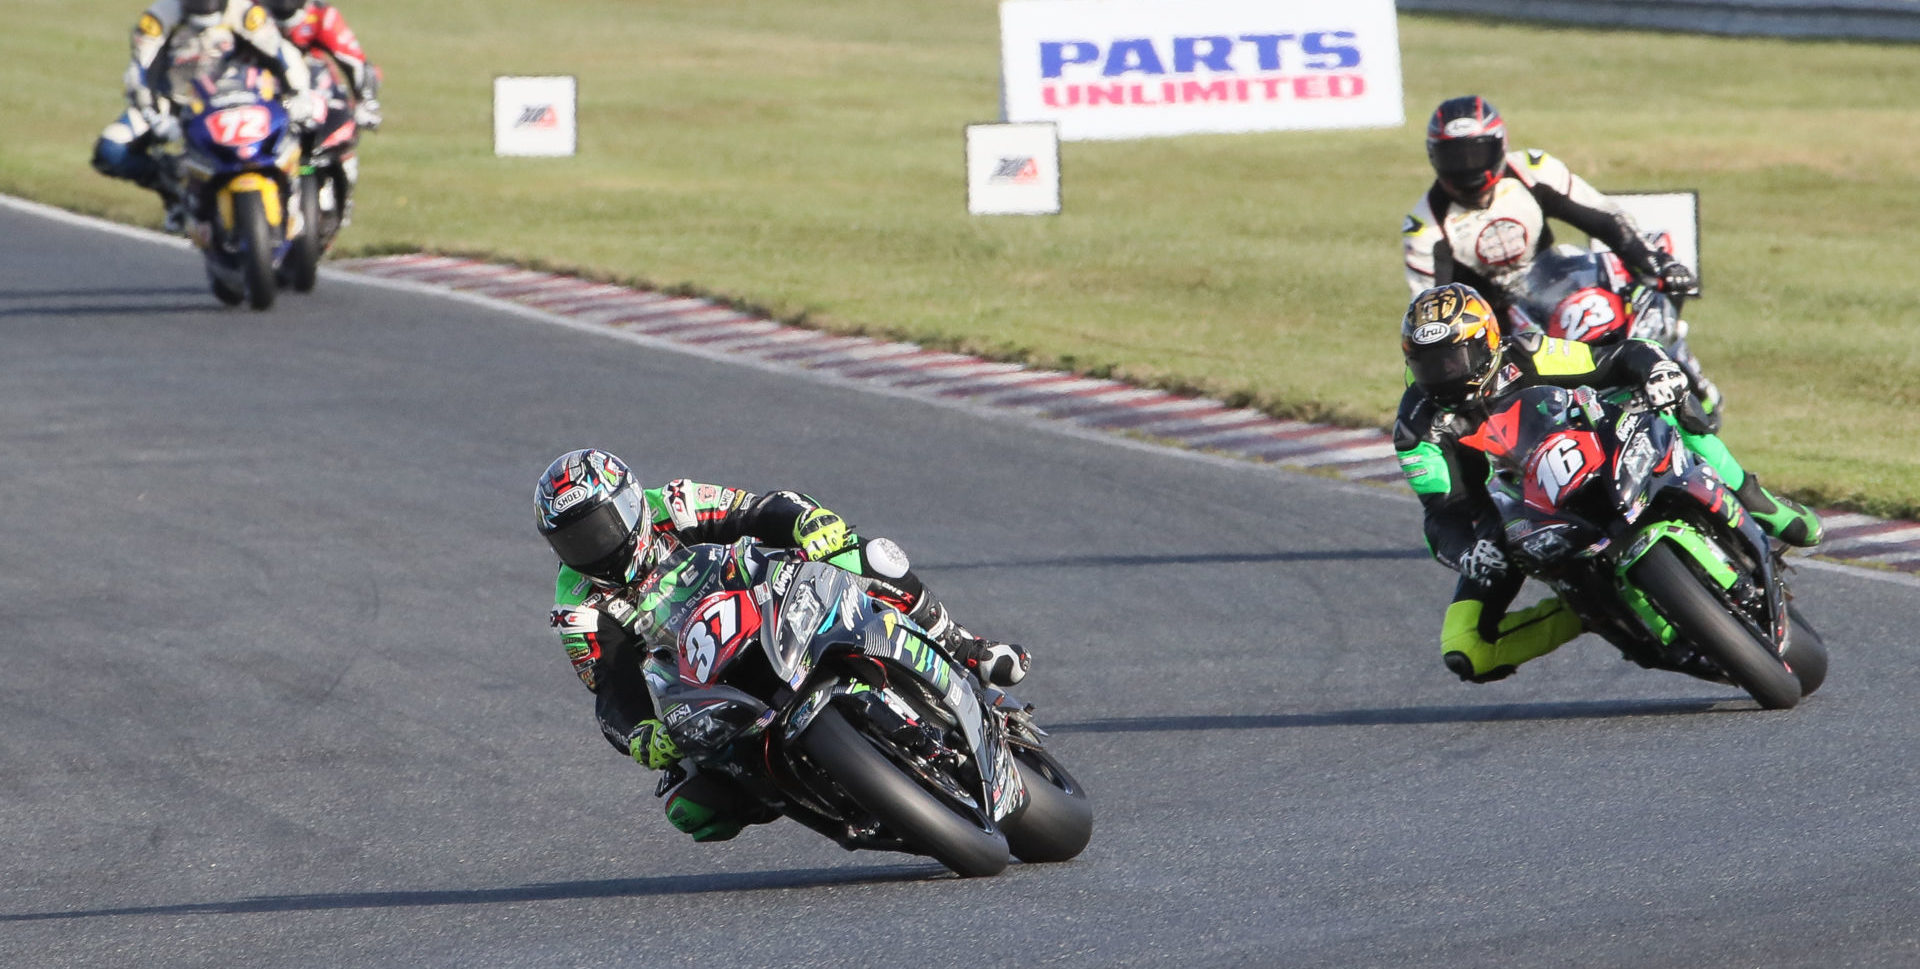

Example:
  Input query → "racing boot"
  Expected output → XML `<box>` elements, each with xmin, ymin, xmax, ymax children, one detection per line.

<box><xmin>916</xmin><ymin>599</ymin><xmax>1030</xmax><ymax>687</ymax></box>
<box><xmin>1735</xmin><ymin>474</ymin><xmax>1823</xmax><ymax>548</ymax></box>
<box><xmin>1675</xmin><ymin>430</ymin><xmax>1821</xmax><ymax>547</ymax></box>
<box><xmin>954</xmin><ymin>636</ymin><xmax>1031</xmax><ymax>687</ymax></box>
<box><xmin>1441</xmin><ymin>596</ymin><xmax>1584</xmax><ymax>683</ymax></box>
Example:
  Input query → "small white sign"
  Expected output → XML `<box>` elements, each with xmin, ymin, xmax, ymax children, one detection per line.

<box><xmin>967</xmin><ymin>122</ymin><xmax>1061</xmax><ymax>215</ymax></box>
<box><xmin>493</xmin><ymin>75</ymin><xmax>577</xmax><ymax>157</ymax></box>
<box><xmin>1594</xmin><ymin>191</ymin><xmax>1702</xmax><ymax>290</ymax></box>
<box><xmin>999</xmin><ymin>0</ymin><xmax>1404</xmax><ymax>142</ymax></box>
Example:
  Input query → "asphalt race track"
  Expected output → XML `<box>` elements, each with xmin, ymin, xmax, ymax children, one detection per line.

<box><xmin>3</xmin><ymin>201</ymin><xmax>1917</xmax><ymax>968</ymax></box>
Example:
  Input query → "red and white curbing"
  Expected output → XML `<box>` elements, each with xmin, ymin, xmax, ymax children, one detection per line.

<box><xmin>334</xmin><ymin>254</ymin><xmax>1920</xmax><ymax>574</ymax></box>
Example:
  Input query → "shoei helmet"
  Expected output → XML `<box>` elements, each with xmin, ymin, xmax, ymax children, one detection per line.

<box><xmin>535</xmin><ymin>449</ymin><xmax>657</xmax><ymax>584</ymax></box>
<box><xmin>1427</xmin><ymin>96</ymin><xmax>1508</xmax><ymax>208</ymax></box>
<box><xmin>259</xmin><ymin>0</ymin><xmax>308</xmax><ymax>27</ymax></box>
<box><xmin>1402</xmin><ymin>283</ymin><xmax>1503</xmax><ymax>407</ymax></box>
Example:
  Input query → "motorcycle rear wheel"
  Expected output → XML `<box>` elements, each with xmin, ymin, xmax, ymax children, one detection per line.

<box><xmin>1000</xmin><ymin>745</ymin><xmax>1093</xmax><ymax>864</ymax></box>
<box><xmin>1629</xmin><ymin>543</ymin><xmax>1800</xmax><ymax>709</ymax></box>
<box><xmin>235</xmin><ymin>192</ymin><xmax>277</xmax><ymax>311</ymax></box>
<box><xmin>800</xmin><ymin>706</ymin><xmax>1008</xmax><ymax>878</ymax></box>
<box><xmin>1784</xmin><ymin>606</ymin><xmax>1829</xmax><ymax>697</ymax></box>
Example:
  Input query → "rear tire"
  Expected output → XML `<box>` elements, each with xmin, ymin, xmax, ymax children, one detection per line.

<box><xmin>1784</xmin><ymin>607</ymin><xmax>1829</xmax><ymax>697</ymax></box>
<box><xmin>800</xmin><ymin>707</ymin><xmax>1008</xmax><ymax>878</ymax></box>
<box><xmin>1629</xmin><ymin>544</ymin><xmax>1800</xmax><ymax>709</ymax></box>
<box><xmin>1000</xmin><ymin>746</ymin><xmax>1093</xmax><ymax>864</ymax></box>
<box><xmin>234</xmin><ymin>192</ymin><xmax>277</xmax><ymax>311</ymax></box>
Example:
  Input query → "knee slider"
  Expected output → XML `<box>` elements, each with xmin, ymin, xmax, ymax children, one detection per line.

<box><xmin>862</xmin><ymin>537</ymin><xmax>910</xmax><ymax>579</ymax></box>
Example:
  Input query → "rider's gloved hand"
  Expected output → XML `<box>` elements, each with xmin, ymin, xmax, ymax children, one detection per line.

<box><xmin>354</xmin><ymin>97</ymin><xmax>383</xmax><ymax>130</ymax></box>
<box><xmin>1456</xmin><ymin>538</ymin><xmax>1509</xmax><ymax>584</ymax></box>
<box><xmin>143</xmin><ymin>108</ymin><xmax>181</xmax><ymax>144</ymax></box>
<box><xmin>283</xmin><ymin>93</ymin><xmax>317</xmax><ymax>129</ymax></box>
<box><xmin>794</xmin><ymin>508</ymin><xmax>853</xmax><ymax>561</ymax></box>
<box><xmin>627</xmin><ymin>719</ymin><xmax>682</xmax><ymax>770</ymax></box>
<box><xmin>1641</xmin><ymin>360</ymin><xmax>1691</xmax><ymax>412</ymax></box>
<box><xmin>1650</xmin><ymin>252</ymin><xmax>1700</xmax><ymax>298</ymax></box>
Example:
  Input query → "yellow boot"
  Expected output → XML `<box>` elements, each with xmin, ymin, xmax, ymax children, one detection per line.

<box><xmin>1441</xmin><ymin>597</ymin><xmax>1584</xmax><ymax>682</ymax></box>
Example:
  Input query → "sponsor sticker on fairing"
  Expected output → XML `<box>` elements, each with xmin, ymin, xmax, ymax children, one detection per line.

<box><xmin>999</xmin><ymin>0</ymin><xmax>1403</xmax><ymax>141</ymax></box>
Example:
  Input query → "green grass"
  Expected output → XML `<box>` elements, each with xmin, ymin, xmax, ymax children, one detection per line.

<box><xmin>7</xmin><ymin>2</ymin><xmax>1919</xmax><ymax>515</ymax></box>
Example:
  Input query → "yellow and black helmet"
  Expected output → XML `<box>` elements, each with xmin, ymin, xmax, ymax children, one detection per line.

<box><xmin>1401</xmin><ymin>283</ymin><xmax>1502</xmax><ymax>406</ymax></box>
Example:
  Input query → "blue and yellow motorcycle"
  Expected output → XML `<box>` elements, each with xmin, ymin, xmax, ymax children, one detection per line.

<box><xmin>176</xmin><ymin>65</ymin><xmax>315</xmax><ymax>310</ymax></box>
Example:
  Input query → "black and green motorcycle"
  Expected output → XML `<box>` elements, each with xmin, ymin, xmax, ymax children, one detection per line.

<box><xmin>642</xmin><ymin>541</ymin><xmax>1092</xmax><ymax>877</ymax></box>
<box><xmin>1477</xmin><ymin>384</ymin><xmax>1826</xmax><ymax>709</ymax></box>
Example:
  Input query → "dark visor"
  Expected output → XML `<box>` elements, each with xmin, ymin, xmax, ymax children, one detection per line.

<box><xmin>545</xmin><ymin>486</ymin><xmax>645</xmax><ymax>576</ymax></box>
<box><xmin>1430</xmin><ymin>136</ymin><xmax>1504</xmax><ymax>177</ymax></box>
<box><xmin>1408</xmin><ymin>342</ymin><xmax>1486</xmax><ymax>403</ymax></box>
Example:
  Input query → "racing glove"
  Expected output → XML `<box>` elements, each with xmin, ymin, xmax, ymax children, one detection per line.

<box><xmin>1455</xmin><ymin>538</ymin><xmax>1509</xmax><ymax>584</ymax></box>
<box><xmin>1649</xmin><ymin>252</ymin><xmax>1700</xmax><ymax>298</ymax></box>
<box><xmin>354</xmin><ymin>97</ymin><xmax>383</xmax><ymax>130</ymax></box>
<box><xmin>283</xmin><ymin>92</ymin><xmax>318</xmax><ymax>129</ymax></box>
<box><xmin>794</xmin><ymin>508</ymin><xmax>853</xmax><ymax>561</ymax></box>
<box><xmin>627</xmin><ymin>719</ymin><xmax>681</xmax><ymax>770</ymax></box>
<box><xmin>143</xmin><ymin>108</ymin><xmax>181</xmax><ymax>144</ymax></box>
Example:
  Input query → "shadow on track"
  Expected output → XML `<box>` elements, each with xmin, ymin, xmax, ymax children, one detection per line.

<box><xmin>0</xmin><ymin>287</ymin><xmax>208</xmax><ymax>300</ymax></box>
<box><xmin>923</xmin><ymin>548</ymin><xmax>1428</xmax><ymax>571</ymax></box>
<box><xmin>0</xmin><ymin>864</ymin><xmax>949</xmax><ymax>923</ymax></box>
<box><xmin>0</xmin><ymin>303</ymin><xmax>222</xmax><ymax>319</ymax></box>
<box><xmin>1051</xmin><ymin>697</ymin><xmax>1741</xmax><ymax>734</ymax></box>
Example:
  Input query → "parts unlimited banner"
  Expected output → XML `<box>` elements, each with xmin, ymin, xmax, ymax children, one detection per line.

<box><xmin>1000</xmin><ymin>0</ymin><xmax>1404</xmax><ymax>141</ymax></box>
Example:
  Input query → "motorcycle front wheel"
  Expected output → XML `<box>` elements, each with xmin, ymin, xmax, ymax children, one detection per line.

<box><xmin>286</xmin><ymin>175</ymin><xmax>320</xmax><ymax>294</ymax></box>
<box><xmin>1629</xmin><ymin>543</ymin><xmax>1801</xmax><ymax>709</ymax></box>
<box><xmin>234</xmin><ymin>191</ymin><xmax>277</xmax><ymax>311</ymax></box>
<box><xmin>800</xmin><ymin>706</ymin><xmax>1008</xmax><ymax>878</ymax></box>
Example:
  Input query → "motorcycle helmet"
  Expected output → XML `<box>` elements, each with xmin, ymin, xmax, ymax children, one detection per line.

<box><xmin>535</xmin><ymin>449</ymin><xmax>657</xmax><ymax>585</ymax></box>
<box><xmin>1426</xmin><ymin>96</ymin><xmax>1508</xmax><ymax>208</ymax></box>
<box><xmin>1402</xmin><ymin>283</ymin><xmax>1503</xmax><ymax>407</ymax></box>
<box><xmin>260</xmin><ymin>0</ymin><xmax>308</xmax><ymax>28</ymax></box>
<box><xmin>182</xmin><ymin>0</ymin><xmax>225</xmax><ymax>23</ymax></box>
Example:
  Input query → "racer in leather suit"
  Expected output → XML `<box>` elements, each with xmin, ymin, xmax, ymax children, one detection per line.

<box><xmin>91</xmin><ymin>0</ymin><xmax>313</xmax><ymax>231</ymax></box>
<box><xmin>1393</xmin><ymin>284</ymin><xmax>1823</xmax><ymax>683</ymax></box>
<box><xmin>1402</xmin><ymin>96</ymin><xmax>1700</xmax><ymax>319</ymax></box>
<box><xmin>536</xmin><ymin>449</ymin><xmax>1029</xmax><ymax>842</ymax></box>
<box><xmin>261</xmin><ymin>0</ymin><xmax>380</xmax><ymax>222</ymax></box>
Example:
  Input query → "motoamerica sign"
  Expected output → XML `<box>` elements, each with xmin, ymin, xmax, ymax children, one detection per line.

<box><xmin>1000</xmin><ymin>0</ymin><xmax>1404</xmax><ymax>141</ymax></box>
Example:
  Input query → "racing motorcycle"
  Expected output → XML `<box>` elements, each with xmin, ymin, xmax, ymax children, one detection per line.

<box><xmin>1516</xmin><ymin>240</ymin><xmax>1721</xmax><ymax>426</ymax></box>
<box><xmin>638</xmin><ymin>540</ymin><xmax>1092</xmax><ymax>877</ymax></box>
<box><xmin>289</xmin><ymin>51</ymin><xmax>365</xmax><ymax>287</ymax></box>
<box><xmin>1475</xmin><ymin>384</ymin><xmax>1826</xmax><ymax>709</ymax></box>
<box><xmin>176</xmin><ymin>64</ymin><xmax>313</xmax><ymax>310</ymax></box>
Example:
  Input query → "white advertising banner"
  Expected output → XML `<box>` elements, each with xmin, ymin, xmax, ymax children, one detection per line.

<box><xmin>999</xmin><ymin>0</ymin><xmax>1404</xmax><ymax>142</ymax></box>
<box><xmin>966</xmin><ymin>122</ymin><xmax>1062</xmax><ymax>215</ymax></box>
<box><xmin>493</xmin><ymin>75</ymin><xmax>578</xmax><ymax>157</ymax></box>
<box><xmin>1593</xmin><ymin>191</ymin><xmax>1702</xmax><ymax>288</ymax></box>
